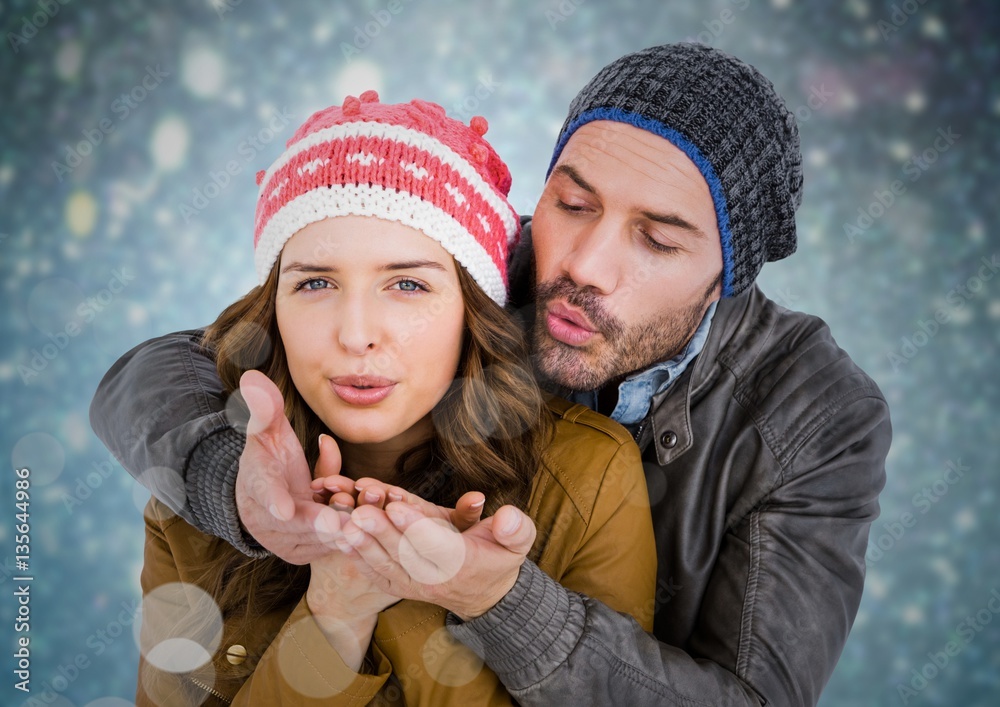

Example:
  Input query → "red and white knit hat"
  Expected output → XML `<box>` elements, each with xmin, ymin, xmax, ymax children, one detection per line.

<box><xmin>253</xmin><ymin>91</ymin><xmax>520</xmax><ymax>305</ymax></box>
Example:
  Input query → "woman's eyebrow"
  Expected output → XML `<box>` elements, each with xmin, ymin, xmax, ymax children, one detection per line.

<box><xmin>281</xmin><ymin>262</ymin><xmax>335</xmax><ymax>274</ymax></box>
<box><xmin>280</xmin><ymin>260</ymin><xmax>447</xmax><ymax>274</ymax></box>
<box><xmin>379</xmin><ymin>260</ymin><xmax>447</xmax><ymax>272</ymax></box>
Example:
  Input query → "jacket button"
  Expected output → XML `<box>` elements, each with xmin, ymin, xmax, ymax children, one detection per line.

<box><xmin>660</xmin><ymin>431</ymin><xmax>678</xmax><ymax>449</ymax></box>
<box><xmin>226</xmin><ymin>644</ymin><xmax>247</xmax><ymax>665</ymax></box>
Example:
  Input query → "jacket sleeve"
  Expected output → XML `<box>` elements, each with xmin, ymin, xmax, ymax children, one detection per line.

<box><xmin>450</xmin><ymin>395</ymin><xmax>891</xmax><ymax>707</ymax></box>
<box><xmin>88</xmin><ymin>329</ymin><xmax>263</xmax><ymax>556</ymax></box>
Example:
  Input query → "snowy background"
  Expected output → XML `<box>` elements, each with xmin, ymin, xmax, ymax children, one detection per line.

<box><xmin>1</xmin><ymin>0</ymin><xmax>998</xmax><ymax>704</ymax></box>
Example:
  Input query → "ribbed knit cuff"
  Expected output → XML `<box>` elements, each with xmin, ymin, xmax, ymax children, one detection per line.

<box><xmin>446</xmin><ymin>560</ymin><xmax>586</xmax><ymax>690</ymax></box>
<box><xmin>185</xmin><ymin>427</ymin><xmax>270</xmax><ymax>558</ymax></box>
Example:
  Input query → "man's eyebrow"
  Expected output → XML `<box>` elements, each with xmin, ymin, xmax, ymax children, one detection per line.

<box><xmin>280</xmin><ymin>260</ymin><xmax>447</xmax><ymax>274</ymax></box>
<box><xmin>552</xmin><ymin>164</ymin><xmax>598</xmax><ymax>195</ymax></box>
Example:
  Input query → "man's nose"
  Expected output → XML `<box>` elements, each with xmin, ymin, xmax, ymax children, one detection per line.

<box><xmin>561</xmin><ymin>220</ymin><xmax>621</xmax><ymax>295</ymax></box>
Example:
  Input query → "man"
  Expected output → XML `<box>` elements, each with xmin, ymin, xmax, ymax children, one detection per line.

<box><xmin>91</xmin><ymin>44</ymin><xmax>890</xmax><ymax>705</ymax></box>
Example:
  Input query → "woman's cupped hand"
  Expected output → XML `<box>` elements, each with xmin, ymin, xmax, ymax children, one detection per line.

<box><xmin>306</xmin><ymin>433</ymin><xmax>401</xmax><ymax>619</ymax></box>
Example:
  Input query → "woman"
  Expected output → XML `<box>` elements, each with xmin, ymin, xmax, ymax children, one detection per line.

<box><xmin>137</xmin><ymin>92</ymin><xmax>655</xmax><ymax>705</ymax></box>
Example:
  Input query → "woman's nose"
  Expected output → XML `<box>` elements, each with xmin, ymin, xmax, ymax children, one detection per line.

<box><xmin>337</xmin><ymin>297</ymin><xmax>378</xmax><ymax>355</ymax></box>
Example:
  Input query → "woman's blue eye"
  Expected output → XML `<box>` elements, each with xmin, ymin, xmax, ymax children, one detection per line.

<box><xmin>394</xmin><ymin>279</ymin><xmax>425</xmax><ymax>292</ymax></box>
<box><xmin>295</xmin><ymin>278</ymin><xmax>330</xmax><ymax>291</ymax></box>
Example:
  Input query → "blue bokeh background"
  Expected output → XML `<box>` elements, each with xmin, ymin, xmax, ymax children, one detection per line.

<box><xmin>1</xmin><ymin>1</ymin><xmax>998</xmax><ymax>704</ymax></box>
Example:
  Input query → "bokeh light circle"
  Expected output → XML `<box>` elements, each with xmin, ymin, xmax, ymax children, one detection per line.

<box><xmin>398</xmin><ymin>517</ymin><xmax>466</xmax><ymax>585</ymax></box>
<box><xmin>137</xmin><ymin>582</ymin><xmax>224</xmax><ymax>674</ymax></box>
<box><xmin>11</xmin><ymin>432</ymin><xmax>66</xmax><ymax>485</ymax></box>
<box><xmin>421</xmin><ymin>626</ymin><xmax>484</xmax><ymax>687</ymax></box>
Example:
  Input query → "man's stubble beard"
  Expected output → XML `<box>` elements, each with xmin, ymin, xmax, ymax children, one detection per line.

<box><xmin>531</xmin><ymin>274</ymin><xmax>719</xmax><ymax>392</ymax></box>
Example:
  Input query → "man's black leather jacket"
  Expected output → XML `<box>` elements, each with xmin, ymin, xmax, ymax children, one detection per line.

<box><xmin>449</xmin><ymin>282</ymin><xmax>891</xmax><ymax>706</ymax></box>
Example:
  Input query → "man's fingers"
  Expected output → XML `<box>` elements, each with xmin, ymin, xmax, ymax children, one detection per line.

<box><xmin>488</xmin><ymin>505</ymin><xmax>536</xmax><ymax>556</ymax></box>
<box><xmin>239</xmin><ymin>370</ymin><xmax>284</xmax><ymax>437</ymax></box>
<box><xmin>452</xmin><ymin>492</ymin><xmax>486</xmax><ymax>531</ymax></box>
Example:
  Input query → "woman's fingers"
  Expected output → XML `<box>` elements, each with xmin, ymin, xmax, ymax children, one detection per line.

<box><xmin>311</xmin><ymin>475</ymin><xmax>356</xmax><ymax>494</ymax></box>
<box><xmin>330</xmin><ymin>491</ymin><xmax>356</xmax><ymax>511</ymax></box>
<box><xmin>357</xmin><ymin>485</ymin><xmax>388</xmax><ymax>509</ymax></box>
<box><xmin>354</xmin><ymin>479</ymin><xmax>450</xmax><ymax>520</ymax></box>
<box><xmin>320</xmin><ymin>477</ymin><xmax>487</xmax><ymax>529</ymax></box>
<box><xmin>308</xmin><ymin>468</ymin><xmax>360</xmax><ymax>513</ymax></box>
<box><xmin>355</xmin><ymin>478</ymin><xmax>407</xmax><ymax>509</ymax></box>
<box><xmin>452</xmin><ymin>492</ymin><xmax>486</xmax><ymax>531</ymax></box>
<box><xmin>315</xmin><ymin>433</ymin><xmax>343</xmax><ymax>478</ymax></box>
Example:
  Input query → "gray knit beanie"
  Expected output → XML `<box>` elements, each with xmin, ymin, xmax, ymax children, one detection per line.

<box><xmin>548</xmin><ymin>43</ymin><xmax>803</xmax><ymax>297</ymax></box>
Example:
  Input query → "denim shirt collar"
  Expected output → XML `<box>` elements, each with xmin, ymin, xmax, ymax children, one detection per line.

<box><xmin>565</xmin><ymin>299</ymin><xmax>718</xmax><ymax>428</ymax></box>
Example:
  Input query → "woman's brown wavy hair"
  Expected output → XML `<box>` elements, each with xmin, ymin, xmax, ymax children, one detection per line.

<box><xmin>188</xmin><ymin>255</ymin><xmax>552</xmax><ymax>681</ymax></box>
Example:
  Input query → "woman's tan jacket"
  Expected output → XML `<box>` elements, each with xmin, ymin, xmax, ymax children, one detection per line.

<box><xmin>137</xmin><ymin>398</ymin><xmax>656</xmax><ymax>705</ymax></box>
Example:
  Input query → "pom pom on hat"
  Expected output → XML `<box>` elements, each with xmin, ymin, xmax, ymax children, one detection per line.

<box><xmin>470</xmin><ymin>116</ymin><xmax>489</xmax><ymax>136</ymax></box>
<box><xmin>342</xmin><ymin>95</ymin><xmax>361</xmax><ymax>116</ymax></box>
